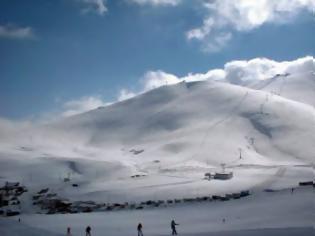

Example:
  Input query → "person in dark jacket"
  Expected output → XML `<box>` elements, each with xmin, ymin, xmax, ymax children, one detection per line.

<box><xmin>137</xmin><ymin>223</ymin><xmax>143</xmax><ymax>236</ymax></box>
<box><xmin>66</xmin><ymin>226</ymin><xmax>72</xmax><ymax>236</ymax></box>
<box><xmin>171</xmin><ymin>219</ymin><xmax>179</xmax><ymax>235</ymax></box>
<box><xmin>85</xmin><ymin>225</ymin><xmax>91</xmax><ymax>236</ymax></box>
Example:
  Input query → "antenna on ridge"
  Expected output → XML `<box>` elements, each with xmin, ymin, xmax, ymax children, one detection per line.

<box><xmin>220</xmin><ymin>163</ymin><xmax>226</xmax><ymax>173</ymax></box>
<box><xmin>239</xmin><ymin>148</ymin><xmax>242</xmax><ymax>159</ymax></box>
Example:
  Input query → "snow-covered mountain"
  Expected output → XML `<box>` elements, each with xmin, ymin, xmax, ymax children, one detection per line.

<box><xmin>1</xmin><ymin>69</ymin><xmax>314</xmax><ymax>236</ymax></box>
<box><xmin>0</xmin><ymin>70</ymin><xmax>314</xmax><ymax>201</ymax></box>
<box><xmin>46</xmin><ymin>71</ymin><xmax>315</xmax><ymax>165</ymax></box>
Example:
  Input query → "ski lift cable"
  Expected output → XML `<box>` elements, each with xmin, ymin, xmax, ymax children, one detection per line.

<box><xmin>184</xmin><ymin>91</ymin><xmax>250</xmax><ymax>166</ymax></box>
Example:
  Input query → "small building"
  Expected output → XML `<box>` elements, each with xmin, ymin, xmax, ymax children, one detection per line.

<box><xmin>204</xmin><ymin>172</ymin><xmax>215</xmax><ymax>180</ymax></box>
<box><xmin>213</xmin><ymin>172</ymin><xmax>233</xmax><ymax>180</ymax></box>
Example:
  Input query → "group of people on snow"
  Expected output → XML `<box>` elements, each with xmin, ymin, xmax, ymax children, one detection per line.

<box><xmin>65</xmin><ymin>220</ymin><xmax>179</xmax><ymax>236</ymax></box>
<box><xmin>66</xmin><ymin>226</ymin><xmax>91</xmax><ymax>236</ymax></box>
<box><xmin>137</xmin><ymin>219</ymin><xmax>179</xmax><ymax>236</ymax></box>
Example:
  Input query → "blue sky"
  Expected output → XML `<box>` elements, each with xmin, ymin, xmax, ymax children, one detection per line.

<box><xmin>0</xmin><ymin>0</ymin><xmax>314</xmax><ymax>119</ymax></box>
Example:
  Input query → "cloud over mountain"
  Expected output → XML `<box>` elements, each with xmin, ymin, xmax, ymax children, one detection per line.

<box><xmin>119</xmin><ymin>56</ymin><xmax>314</xmax><ymax>100</ymax></box>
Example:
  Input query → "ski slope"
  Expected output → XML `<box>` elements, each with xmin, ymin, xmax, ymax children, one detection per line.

<box><xmin>248</xmin><ymin>71</ymin><xmax>315</xmax><ymax>107</ymax></box>
<box><xmin>1</xmin><ymin>186</ymin><xmax>313</xmax><ymax>236</ymax></box>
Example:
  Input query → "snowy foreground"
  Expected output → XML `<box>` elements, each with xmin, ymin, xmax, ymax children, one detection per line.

<box><xmin>1</xmin><ymin>186</ymin><xmax>314</xmax><ymax>236</ymax></box>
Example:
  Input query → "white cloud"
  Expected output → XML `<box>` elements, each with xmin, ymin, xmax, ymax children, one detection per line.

<box><xmin>61</xmin><ymin>96</ymin><xmax>107</xmax><ymax>117</ymax></box>
<box><xmin>142</xmin><ymin>70</ymin><xmax>181</xmax><ymax>90</ymax></box>
<box><xmin>80</xmin><ymin>0</ymin><xmax>108</xmax><ymax>15</ymax></box>
<box><xmin>57</xmin><ymin>56</ymin><xmax>312</xmax><ymax>115</ymax></box>
<box><xmin>282</xmin><ymin>56</ymin><xmax>315</xmax><ymax>74</ymax></box>
<box><xmin>115</xmin><ymin>71</ymin><xmax>181</xmax><ymax>102</ymax></box>
<box><xmin>186</xmin><ymin>17</ymin><xmax>214</xmax><ymax>41</ymax></box>
<box><xmin>187</xmin><ymin>0</ymin><xmax>315</xmax><ymax>52</ymax></box>
<box><xmin>118</xmin><ymin>89</ymin><xmax>137</xmax><ymax>101</ymax></box>
<box><xmin>1</xmin><ymin>56</ymin><xmax>312</xmax><ymax>121</ymax></box>
<box><xmin>129</xmin><ymin>0</ymin><xmax>181</xmax><ymax>6</ymax></box>
<box><xmin>112</xmin><ymin>63</ymin><xmax>226</xmax><ymax>101</ymax></box>
<box><xmin>202</xmin><ymin>32</ymin><xmax>232</xmax><ymax>53</ymax></box>
<box><xmin>224</xmin><ymin>56</ymin><xmax>315</xmax><ymax>84</ymax></box>
<box><xmin>116</xmin><ymin>56</ymin><xmax>314</xmax><ymax>100</ymax></box>
<box><xmin>55</xmin><ymin>56</ymin><xmax>314</xmax><ymax>115</ymax></box>
<box><xmin>181</xmin><ymin>69</ymin><xmax>226</xmax><ymax>82</ymax></box>
<box><xmin>0</xmin><ymin>24</ymin><xmax>35</xmax><ymax>40</ymax></box>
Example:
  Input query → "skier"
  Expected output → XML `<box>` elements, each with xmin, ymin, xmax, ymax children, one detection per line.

<box><xmin>85</xmin><ymin>225</ymin><xmax>91</xmax><ymax>236</ymax></box>
<box><xmin>67</xmin><ymin>227</ymin><xmax>72</xmax><ymax>236</ymax></box>
<box><xmin>171</xmin><ymin>219</ymin><xmax>179</xmax><ymax>235</ymax></box>
<box><xmin>137</xmin><ymin>223</ymin><xmax>143</xmax><ymax>236</ymax></box>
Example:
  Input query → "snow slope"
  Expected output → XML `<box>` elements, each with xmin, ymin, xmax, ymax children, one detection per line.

<box><xmin>1</xmin><ymin>186</ymin><xmax>313</xmax><ymax>236</ymax></box>
<box><xmin>247</xmin><ymin>71</ymin><xmax>315</xmax><ymax>107</ymax></box>
<box><xmin>48</xmin><ymin>74</ymin><xmax>315</xmax><ymax>166</ymax></box>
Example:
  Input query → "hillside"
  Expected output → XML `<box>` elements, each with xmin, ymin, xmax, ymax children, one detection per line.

<box><xmin>0</xmin><ymin>71</ymin><xmax>314</xmax><ymax>203</ymax></box>
<box><xmin>247</xmin><ymin>71</ymin><xmax>315</xmax><ymax>107</ymax></box>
